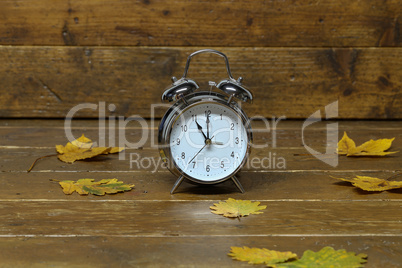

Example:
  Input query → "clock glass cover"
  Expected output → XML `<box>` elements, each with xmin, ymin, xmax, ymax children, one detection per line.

<box><xmin>168</xmin><ymin>101</ymin><xmax>248</xmax><ymax>183</ymax></box>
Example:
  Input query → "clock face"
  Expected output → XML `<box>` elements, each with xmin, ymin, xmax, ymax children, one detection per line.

<box><xmin>168</xmin><ymin>101</ymin><xmax>249</xmax><ymax>182</ymax></box>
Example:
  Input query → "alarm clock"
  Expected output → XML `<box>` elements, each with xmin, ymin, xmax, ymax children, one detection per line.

<box><xmin>158</xmin><ymin>49</ymin><xmax>253</xmax><ymax>194</ymax></box>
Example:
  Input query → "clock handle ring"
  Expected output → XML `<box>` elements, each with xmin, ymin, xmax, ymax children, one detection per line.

<box><xmin>181</xmin><ymin>49</ymin><xmax>234</xmax><ymax>80</ymax></box>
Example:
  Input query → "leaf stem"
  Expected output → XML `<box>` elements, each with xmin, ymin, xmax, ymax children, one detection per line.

<box><xmin>387</xmin><ymin>173</ymin><xmax>402</xmax><ymax>181</ymax></box>
<box><xmin>27</xmin><ymin>154</ymin><xmax>58</xmax><ymax>173</ymax></box>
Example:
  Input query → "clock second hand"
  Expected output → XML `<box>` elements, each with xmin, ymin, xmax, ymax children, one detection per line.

<box><xmin>187</xmin><ymin>135</ymin><xmax>215</xmax><ymax>165</ymax></box>
<box><xmin>187</xmin><ymin>143</ymin><xmax>207</xmax><ymax>166</ymax></box>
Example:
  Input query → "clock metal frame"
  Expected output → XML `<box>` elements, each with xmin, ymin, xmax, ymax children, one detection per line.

<box><xmin>158</xmin><ymin>91</ymin><xmax>253</xmax><ymax>194</ymax></box>
<box><xmin>158</xmin><ymin>49</ymin><xmax>254</xmax><ymax>194</ymax></box>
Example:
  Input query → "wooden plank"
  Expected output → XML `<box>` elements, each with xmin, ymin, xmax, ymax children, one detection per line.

<box><xmin>2</xmin><ymin>119</ymin><xmax>402</xmax><ymax>129</ymax></box>
<box><xmin>0</xmin><ymin>119</ymin><xmax>401</xmax><ymax>267</ymax></box>
<box><xmin>1</xmin><ymin>171</ymin><xmax>401</xmax><ymax>201</ymax></box>
<box><xmin>0</xmin><ymin>47</ymin><xmax>401</xmax><ymax>119</ymax></box>
<box><xmin>0</xmin><ymin>0</ymin><xmax>401</xmax><ymax>47</ymax></box>
<box><xmin>1</xmin><ymin>120</ymin><xmax>400</xmax><ymax>172</ymax></box>
<box><xmin>0</xmin><ymin>200</ymin><xmax>401</xmax><ymax>236</ymax></box>
<box><xmin>1</xmin><ymin>120</ymin><xmax>401</xmax><ymax>148</ymax></box>
<box><xmin>2</xmin><ymin>146</ymin><xmax>401</xmax><ymax>172</ymax></box>
<box><xmin>0</xmin><ymin>236</ymin><xmax>400</xmax><ymax>267</ymax></box>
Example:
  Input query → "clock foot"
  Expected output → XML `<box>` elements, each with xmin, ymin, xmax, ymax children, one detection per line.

<box><xmin>231</xmin><ymin>176</ymin><xmax>245</xmax><ymax>193</ymax></box>
<box><xmin>170</xmin><ymin>175</ymin><xmax>185</xmax><ymax>194</ymax></box>
<box><xmin>171</xmin><ymin>175</ymin><xmax>245</xmax><ymax>194</ymax></box>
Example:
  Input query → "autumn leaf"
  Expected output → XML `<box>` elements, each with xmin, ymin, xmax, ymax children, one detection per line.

<box><xmin>228</xmin><ymin>247</ymin><xmax>297</xmax><ymax>266</ymax></box>
<box><xmin>210</xmin><ymin>198</ymin><xmax>266</xmax><ymax>218</ymax></box>
<box><xmin>228</xmin><ymin>246</ymin><xmax>367</xmax><ymax>267</ymax></box>
<box><xmin>28</xmin><ymin>134</ymin><xmax>125</xmax><ymax>172</ymax></box>
<box><xmin>352</xmin><ymin>138</ymin><xmax>396</xmax><ymax>156</ymax></box>
<box><xmin>56</xmin><ymin>134</ymin><xmax>124</xmax><ymax>163</ymax></box>
<box><xmin>332</xmin><ymin>175</ymin><xmax>402</xmax><ymax>192</ymax></box>
<box><xmin>337</xmin><ymin>132</ymin><xmax>357</xmax><ymax>155</ymax></box>
<box><xmin>59</xmin><ymin>178</ymin><xmax>134</xmax><ymax>195</ymax></box>
<box><xmin>275</xmin><ymin>246</ymin><xmax>367</xmax><ymax>268</ymax></box>
<box><xmin>337</xmin><ymin>132</ymin><xmax>397</xmax><ymax>156</ymax></box>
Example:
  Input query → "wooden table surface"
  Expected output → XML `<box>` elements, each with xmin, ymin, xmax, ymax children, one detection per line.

<box><xmin>0</xmin><ymin>119</ymin><xmax>401</xmax><ymax>267</ymax></box>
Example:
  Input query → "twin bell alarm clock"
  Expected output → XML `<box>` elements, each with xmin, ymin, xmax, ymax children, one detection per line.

<box><xmin>158</xmin><ymin>49</ymin><xmax>253</xmax><ymax>194</ymax></box>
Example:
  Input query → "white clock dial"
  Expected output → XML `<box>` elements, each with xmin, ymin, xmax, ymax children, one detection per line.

<box><xmin>169</xmin><ymin>101</ymin><xmax>249</xmax><ymax>182</ymax></box>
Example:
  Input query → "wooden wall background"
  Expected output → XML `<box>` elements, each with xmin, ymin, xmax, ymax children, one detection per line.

<box><xmin>0</xmin><ymin>0</ymin><xmax>401</xmax><ymax>119</ymax></box>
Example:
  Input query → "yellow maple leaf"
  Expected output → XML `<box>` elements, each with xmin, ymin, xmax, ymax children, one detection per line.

<box><xmin>27</xmin><ymin>134</ymin><xmax>125</xmax><ymax>172</ymax></box>
<box><xmin>228</xmin><ymin>246</ymin><xmax>297</xmax><ymax>266</ymax></box>
<box><xmin>210</xmin><ymin>198</ymin><xmax>266</xmax><ymax>218</ymax></box>
<box><xmin>108</xmin><ymin>147</ymin><xmax>125</xmax><ymax>154</ymax></box>
<box><xmin>332</xmin><ymin>175</ymin><xmax>402</xmax><ymax>191</ymax></box>
<box><xmin>59</xmin><ymin>178</ymin><xmax>134</xmax><ymax>195</ymax></box>
<box><xmin>275</xmin><ymin>247</ymin><xmax>367</xmax><ymax>268</ymax></box>
<box><xmin>71</xmin><ymin>134</ymin><xmax>93</xmax><ymax>149</ymax></box>
<box><xmin>337</xmin><ymin>132</ymin><xmax>397</xmax><ymax>156</ymax></box>
<box><xmin>352</xmin><ymin>138</ymin><xmax>396</xmax><ymax>156</ymax></box>
<box><xmin>337</xmin><ymin>132</ymin><xmax>356</xmax><ymax>155</ymax></box>
<box><xmin>56</xmin><ymin>134</ymin><xmax>124</xmax><ymax>163</ymax></box>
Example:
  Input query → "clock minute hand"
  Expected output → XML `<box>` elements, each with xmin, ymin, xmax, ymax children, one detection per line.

<box><xmin>206</xmin><ymin>114</ymin><xmax>210</xmax><ymax>139</ymax></box>
<box><xmin>195</xmin><ymin>120</ymin><xmax>208</xmax><ymax>140</ymax></box>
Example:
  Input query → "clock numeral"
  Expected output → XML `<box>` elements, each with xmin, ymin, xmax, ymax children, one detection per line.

<box><xmin>181</xmin><ymin>125</ymin><xmax>187</xmax><ymax>132</ymax></box>
<box><xmin>220</xmin><ymin>161</ymin><xmax>224</xmax><ymax>168</ymax></box>
<box><xmin>191</xmin><ymin>114</ymin><xmax>197</xmax><ymax>121</ymax></box>
<box><xmin>206</xmin><ymin>165</ymin><xmax>210</xmax><ymax>172</ymax></box>
<box><xmin>181</xmin><ymin>152</ymin><xmax>185</xmax><ymax>159</ymax></box>
<box><xmin>231</xmin><ymin>151</ymin><xmax>235</xmax><ymax>158</ymax></box>
<box><xmin>220</xmin><ymin>114</ymin><xmax>222</xmax><ymax>120</ymax></box>
<box><xmin>205</xmin><ymin>110</ymin><xmax>211</xmax><ymax>118</ymax></box>
<box><xmin>230</xmin><ymin>123</ymin><xmax>234</xmax><ymax>130</ymax></box>
<box><xmin>192</xmin><ymin>161</ymin><xmax>196</xmax><ymax>168</ymax></box>
<box><xmin>176</xmin><ymin>138</ymin><xmax>180</xmax><ymax>145</ymax></box>
<box><xmin>235</xmin><ymin>137</ymin><xmax>239</xmax><ymax>144</ymax></box>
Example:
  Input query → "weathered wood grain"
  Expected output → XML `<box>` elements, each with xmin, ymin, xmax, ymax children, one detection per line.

<box><xmin>0</xmin><ymin>200</ymin><xmax>401</xmax><ymax>236</ymax></box>
<box><xmin>0</xmin><ymin>0</ymin><xmax>401</xmax><ymax>47</ymax></box>
<box><xmin>0</xmin><ymin>236</ymin><xmax>400</xmax><ymax>268</ymax></box>
<box><xmin>2</xmin><ymin>119</ymin><xmax>402</xmax><ymax>129</ymax></box>
<box><xmin>3</xmin><ymin>144</ymin><xmax>401</xmax><ymax>172</ymax></box>
<box><xmin>0</xmin><ymin>119</ymin><xmax>401</xmax><ymax>267</ymax></box>
<box><xmin>3</xmin><ymin>147</ymin><xmax>399</xmax><ymax>172</ymax></box>
<box><xmin>1</xmin><ymin>171</ymin><xmax>401</xmax><ymax>201</ymax></box>
<box><xmin>1</xmin><ymin>120</ymin><xmax>400</xmax><ymax>172</ymax></box>
<box><xmin>1</xmin><ymin>120</ymin><xmax>401</xmax><ymax>148</ymax></box>
<box><xmin>0</xmin><ymin>47</ymin><xmax>401</xmax><ymax>119</ymax></box>
<box><xmin>1</xmin><ymin>0</ymin><xmax>401</xmax><ymax>265</ymax></box>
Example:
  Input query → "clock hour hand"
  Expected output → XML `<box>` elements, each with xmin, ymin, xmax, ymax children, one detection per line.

<box><xmin>195</xmin><ymin>120</ymin><xmax>208</xmax><ymax>141</ymax></box>
<box><xmin>211</xmin><ymin>140</ymin><xmax>224</xmax><ymax>145</ymax></box>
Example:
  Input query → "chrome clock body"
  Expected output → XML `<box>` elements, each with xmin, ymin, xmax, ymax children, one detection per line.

<box><xmin>158</xmin><ymin>92</ymin><xmax>252</xmax><ymax>191</ymax></box>
<box><xmin>158</xmin><ymin>49</ymin><xmax>253</xmax><ymax>194</ymax></box>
